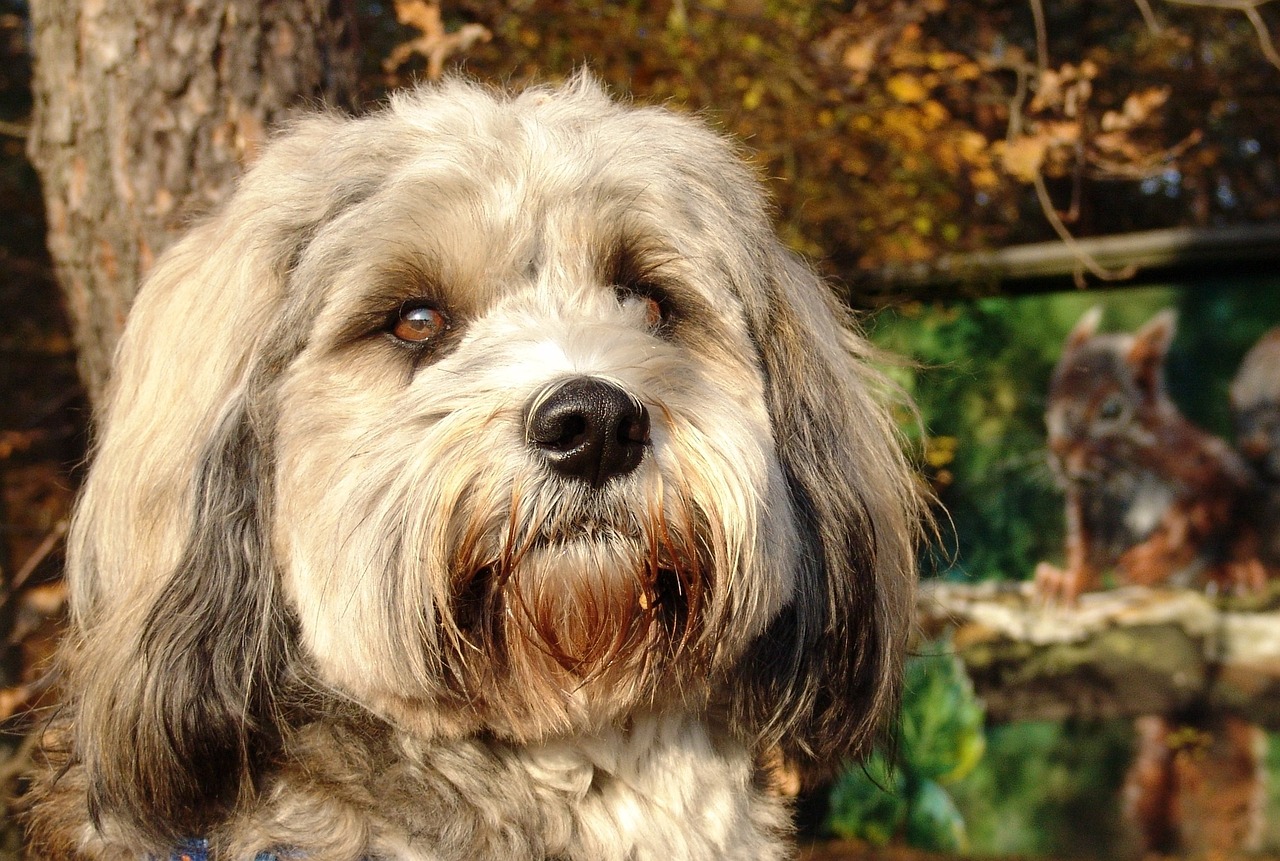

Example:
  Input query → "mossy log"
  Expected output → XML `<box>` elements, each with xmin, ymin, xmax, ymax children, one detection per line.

<box><xmin>918</xmin><ymin>581</ymin><xmax>1280</xmax><ymax>727</ymax></box>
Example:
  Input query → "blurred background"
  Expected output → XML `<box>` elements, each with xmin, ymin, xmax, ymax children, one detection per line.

<box><xmin>3</xmin><ymin>0</ymin><xmax>1280</xmax><ymax>857</ymax></box>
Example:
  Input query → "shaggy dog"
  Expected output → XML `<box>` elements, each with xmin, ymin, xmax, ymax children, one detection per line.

<box><xmin>26</xmin><ymin>76</ymin><xmax>922</xmax><ymax>861</ymax></box>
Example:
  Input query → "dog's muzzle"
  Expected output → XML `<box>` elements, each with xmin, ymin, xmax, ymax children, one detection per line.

<box><xmin>526</xmin><ymin>377</ymin><xmax>650</xmax><ymax>488</ymax></box>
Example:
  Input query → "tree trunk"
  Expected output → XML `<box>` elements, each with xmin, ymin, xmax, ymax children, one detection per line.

<box><xmin>27</xmin><ymin>0</ymin><xmax>361</xmax><ymax>407</ymax></box>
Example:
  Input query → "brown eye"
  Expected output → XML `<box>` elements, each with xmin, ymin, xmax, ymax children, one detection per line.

<box><xmin>616</xmin><ymin>286</ymin><xmax>671</xmax><ymax>331</ymax></box>
<box><xmin>639</xmin><ymin>296</ymin><xmax>663</xmax><ymax>329</ymax></box>
<box><xmin>393</xmin><ymin>303</ymin><xmax>448</xmax><ymax>343</ymax></box>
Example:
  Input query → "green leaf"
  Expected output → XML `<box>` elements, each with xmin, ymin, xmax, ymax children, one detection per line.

<box><xmin>826</xmin><ymin>751</ymin><xmax>908</xmax><ymax>845</ymax></box>
<box><xmin>899</xmin><ymin>642</ymin><xmax>986</xmax><ymax>784</ymax></box>
<box><xmin>906</xmin><ymin>778</ymin><xmax>969</xmax><ymax>852</ymax></box>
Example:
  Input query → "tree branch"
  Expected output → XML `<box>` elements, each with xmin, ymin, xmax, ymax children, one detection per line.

<box><xmin>1163</xmin><ymin>0</ymin><xmax>1280</xmax><ymax>70</ymax></box>
<box><xmin>920</xmin><ymin>581</ymin><xmax>1280</xmax><ymax>727</ymax></box>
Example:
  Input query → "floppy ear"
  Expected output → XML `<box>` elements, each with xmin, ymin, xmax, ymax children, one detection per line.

<box><xmin>58</xmin><ymin>111</ymin><xmax>395</xmax><ymax>845</ymax></box>
<box><xmin>66</xmin><ymin>110</ymin><xmax>388</xmax><ymax>619</ymax></box>
<box><xmin>73</xmin><ymin>398</ymin><xmax>293</xmax><ymax>844</ymax></box>
<box><xmin>731</xmin><ymin>252</ymin><xmax>921</xmax><ymax>773</ymax></box>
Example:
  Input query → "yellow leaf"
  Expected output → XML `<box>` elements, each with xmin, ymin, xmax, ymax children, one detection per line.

<box><xmin>841</xmin><ymin>153</ymin><xmax>869</xmax><ymax>175</ymax></box>
<box><xmin>926</xmin><ymin>436</ymin><xmax>958</xmax><ymax>468</ymax></box>
<box><xmin>971</xmin><ymin>167</ymin><xmax>1000</xmax><ymax>190</ymax></box>
<box><xmin>921</xmin><ymin>99</ymin><xmax>949</xmax><ymax>126</ymax></box>
<box><xmin>958</xmin><ymin>130</ymin><xmax>989</xmax><ymax>159</ymax></box>
<box><xmin>886</xmin><ymin>73</ymin><xmax>929</xmax><ymax>104</ymax></box>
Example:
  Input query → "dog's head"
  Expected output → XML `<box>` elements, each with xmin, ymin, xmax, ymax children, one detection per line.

<box><xmin>62</xmin><ymin>75</ymin><xmax>921</xmax><ymax>840</ymax></box>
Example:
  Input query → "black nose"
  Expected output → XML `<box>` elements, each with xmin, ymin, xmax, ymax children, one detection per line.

<box><xmin>526</xmin><ymin>377</ymin><xmax>650</xmax><ymax>488</ymax></box>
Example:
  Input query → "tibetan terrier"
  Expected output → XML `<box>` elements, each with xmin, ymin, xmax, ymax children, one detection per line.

<box><xmin>26</xmin><ymin>76</ymin><xmax>921</xmax><ymax>861</ymax></box>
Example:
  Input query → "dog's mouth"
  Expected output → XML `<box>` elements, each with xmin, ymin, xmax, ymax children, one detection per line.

<box><xmin>449</xmin><ymin>534</ymin><xmax>702</xmax><ymax>675</ymax></box>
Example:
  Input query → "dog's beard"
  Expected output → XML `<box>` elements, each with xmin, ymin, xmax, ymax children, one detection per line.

<box><xmin>450</xmin><ymin>483</ymin><xmax>705</xmax><ymax>667</ymax></box>
<box><xmin>438</xmin><ymin>472</ymin><xmax>710</xmax><ymax>726</ymax></box>
<box><xmin>275</xmin><ymin>375</ymin><xmax>786</xmax><ymax>742</ymax></box>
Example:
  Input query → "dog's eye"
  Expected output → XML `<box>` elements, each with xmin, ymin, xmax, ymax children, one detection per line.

<box><xmin>615</xmin><ymin>285</ymin><xmax>672</xmax><ymax>331</ymax></box>
<box><xmin>634</xmin><ymin>296</ymin><xmax>664</xmax><ymax>329</ymax></box>
<box><xmin>393</xmin><ymin>302</ymin><xmax>449</xmax><ymax>343</ymax></box>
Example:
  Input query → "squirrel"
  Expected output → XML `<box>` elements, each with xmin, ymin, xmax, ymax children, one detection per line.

<box><xmin>1036</xmin><ymin>308</ymin><xmax>1269</xmax><ymax>855</ymax></box>
<box><xmin>1034</xmin><ymin>307</ymin><xmax>1264</xmax><ymax>603</ymax></box>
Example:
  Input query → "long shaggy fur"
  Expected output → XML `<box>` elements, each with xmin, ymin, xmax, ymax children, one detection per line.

<box><xmin>25</xmin><ymin>75</ymin><xmax>922</xmax><ymax>861</ymax></box>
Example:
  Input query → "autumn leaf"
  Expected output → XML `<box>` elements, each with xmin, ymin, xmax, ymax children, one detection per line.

<box><xmin>926</xmin><ymin>435</ymin><xmax>958</xmax><ymax>468</ymax></box>
<box><xmin>1001</xmin><ymin>134</ymin><xmax>1050</xmax><ymax>181</ymax></box>
<box><xmin>383</xmin><ymin>0</ymin><xmax>491</xmax><ymax>78</ymax></box>
<box><xmin>887</xmin><ymin>73</ymin><xmax>930</xmax><ymax>104</ymax></box>
<box><xmin>1102</xmin><ymin>87</ymin><xmax>1171</xmax><ymax>131</ymax></box>
<box><xmin>843</xmin><ymin>37</ymin><xmax>879</xmax><ymax>76</ymax></box>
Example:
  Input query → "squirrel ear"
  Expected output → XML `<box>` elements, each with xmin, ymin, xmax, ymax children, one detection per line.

<box><xmin>1127</xmin><ymin>309</ymin><xmax>1177</xmax><ymax>393</ymax></box>
<box><xmin>1129</xmin><ymin>309</ymin><xmax>1177</xmax><ymax>367</ymax></box>
<box><xmin>1065</xmin><ymin>306</ymin><xmax>1103</xmax><ymax>351</ymax></box>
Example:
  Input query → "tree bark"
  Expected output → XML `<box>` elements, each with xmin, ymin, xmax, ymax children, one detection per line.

<box><xmin>27</xmin><ymin>0</ymin><xmax>361</xmax><ymax>407</ymax></box>
<box><xmin>919</xmin><ymin>581</ymin><xmax>1280</xmax><ymax>728</ymax></box>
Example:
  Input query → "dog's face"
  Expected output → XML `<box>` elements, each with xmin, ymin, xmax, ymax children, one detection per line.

<box><xmin>270</xmin><ymin>105</ymin><xmax>800</xmax><ymax>737</ymax></box>
<box><xmin>61</xmin><ymin>76</ymin><xmax>919</xmax><ymax>840</ymax></box>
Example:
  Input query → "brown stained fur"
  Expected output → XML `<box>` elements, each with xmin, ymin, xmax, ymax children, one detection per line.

<box><xmin>443</xmin><ymin>467</ymin><xmax>708</xmax><ymax>710</ymax></box>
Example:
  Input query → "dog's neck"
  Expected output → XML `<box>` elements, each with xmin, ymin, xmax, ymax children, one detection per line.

<box><xmin>219</xmin><ymin>712</ymin><xmax>791</xmax><ymax>861</ymax></box>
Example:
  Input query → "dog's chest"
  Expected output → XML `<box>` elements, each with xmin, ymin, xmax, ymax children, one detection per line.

<box><xmin>360</xmin><ymin>715</ymin><xmax>790</xmax><ymax>861</ymax></box>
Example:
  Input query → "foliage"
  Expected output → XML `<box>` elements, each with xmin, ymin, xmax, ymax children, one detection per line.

<box><xmin>826</xmin><ymin>639</ymin><xmax>985</xmax><ymax>851</ymax></box>
<box><xmin>366</xmin><ymin>0</ymin><xmax>1280</xmax><ymax>296</ymax></box>
<box><xmin>949</xmin><ymin>720</ymin><xmax>1135</xmax><ymax>858</ymax></box>
<box><xmin>827</xmin><ymin>751</ymin><xmax>909</xmax><ymax>847</ymax></box>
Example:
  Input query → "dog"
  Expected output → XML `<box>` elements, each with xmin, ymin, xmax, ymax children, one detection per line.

<box><xmin>24</xmin><ymin>75</ymin><xmax>922</xmax><ymax>861</ymax></box>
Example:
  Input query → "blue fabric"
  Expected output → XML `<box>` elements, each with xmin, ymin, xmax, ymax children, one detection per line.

<box><xmin>169</xmin><ymin>838</ymin><xmax>279</xmax><ymax>861</ymax></box>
